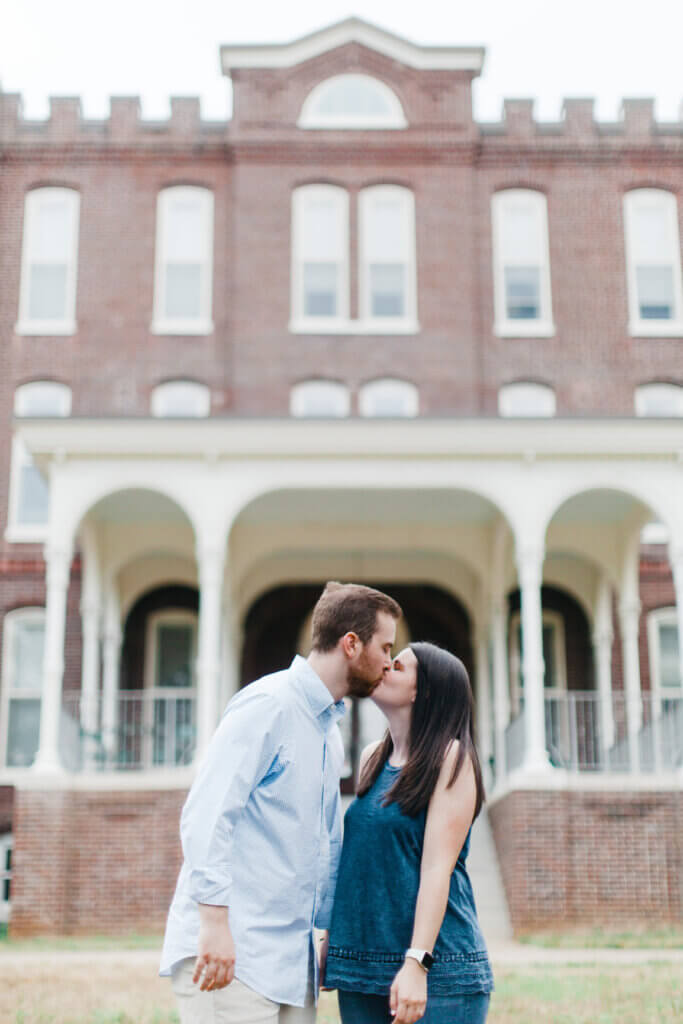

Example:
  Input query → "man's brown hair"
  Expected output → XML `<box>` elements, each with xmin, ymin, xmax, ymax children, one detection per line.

<box><xmin>310</xmin><ymin>582</ymin><xmax>402</xmax><ymax>652</ymax></box>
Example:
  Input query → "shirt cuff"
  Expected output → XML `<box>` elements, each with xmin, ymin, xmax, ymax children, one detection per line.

<box><xmin>188</xmin><ymin>870</ymin><xmax>232</xmax><ymax>908</ymax></box>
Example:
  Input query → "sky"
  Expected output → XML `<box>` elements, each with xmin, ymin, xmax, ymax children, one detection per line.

<box><xmin>1</xmin><ymin>0</ymin><xmax>682</xmax><ymax>124</ymax></box>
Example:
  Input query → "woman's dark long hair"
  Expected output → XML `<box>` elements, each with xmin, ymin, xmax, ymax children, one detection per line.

<box><xmin>357</xmin><ymin>642</ymin><xmax>485</xmax><ymax>820</ymax></box>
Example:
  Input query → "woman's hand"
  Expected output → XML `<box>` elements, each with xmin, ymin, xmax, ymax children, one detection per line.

<box><xmin>389</xmin><ymin>958</ymin><xmax>428</xmax><ymax>1023</ymax></box>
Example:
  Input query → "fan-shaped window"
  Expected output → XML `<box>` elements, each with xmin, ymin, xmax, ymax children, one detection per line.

<box><xmin>151</xmin><ymin>381</ymin><xmax>210</xmax><ymax>418</ymax></box>
<box><xmin>359</xmin><ymin>379</ymin><xmax>418</xmax><ymax>418</ymax></box>
<box><xmin>290</xmin><ymin>381</ymin><xmax>350</xmax><ymax>418</ymax></box>
<box><xmin>634</xmin><ymin>383</ymin><xmax>683</xmax><ymax>417</ymax></box>
<box><xmin>624</xmin><ymin>189</ymin><xmax>683</xmax><ymax>335</ymax></box>
<box><xmin>498</xmin><ymin>382</ymin><xmax>556</xmax><ymax>417</ymax></box>
<box><xmin>492</xmin><ymin>189</ymin><xmax>554</xmax><ymax>337</ymax></box>
<box><xmin>299</xmin><ymin>74</ymin><xmax>407</xmax><ymax>129</ymax></box>
<box><xmin>14</xmin><ymin>381</ymin><xmax>72</xmax><ymax>418</ymax></box>
<box><xmin>17</xmin><ymin>187</ymin><xmax>80</xmax><ymax>335</ymax></box>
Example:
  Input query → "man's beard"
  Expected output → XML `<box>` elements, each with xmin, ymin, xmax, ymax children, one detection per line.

<box><xmin>347</xmin><ymin>650</ymin><xmax>384</xmax><ymax>698</ymax></box>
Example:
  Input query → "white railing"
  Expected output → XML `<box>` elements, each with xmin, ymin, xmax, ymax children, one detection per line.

<box><xmin>61</xmin><ymin>690</ymin><xmax>197</xmax><ymax>771</ymax></box>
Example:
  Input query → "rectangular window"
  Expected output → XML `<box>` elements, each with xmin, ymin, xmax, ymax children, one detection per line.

<box><xmin>144</xmin><ymin>612</ymin><xmax>197</xmax><ymax>767</ymax></box>
<box><xmin>292</xmin><ymin>186</ymin><xmax>348</xmax><ymax>327</ymax></box>
<box><xmin>658</xmin><ymin>623</ymin><xmax>680</xmax><ymax>689</ymax></box>
<box><xmin>625</xmin><ymin>190</ymin><xmax>683</xmax><ymax>335</ymax></box>
<box><xmin>17</xmin><ymin>188</ymin><xmax>79</xmax><ymax>334</ymax></box>
<box><xmin>492</xmin><ymin>190</ymin><xmax>554</xmax><ymax>337</ymax></box>
<box><xmin>152</xmin><ymin>187</ymin><xmax>214</xmax><ymax>334</ymax></box>
<box><xmin>359</xmin><ymin>187</ymin><xmax>416</xmax><ymax>327</ymax></box>
<box><xmin>6</xmin><ymin>438</ymin><xmax>50</xmax><ymax>543</ymax></box>
<box><xmin>1</xmin><ymin>614</ymin><xmax>45</xmax><ymax>768</ymax></box>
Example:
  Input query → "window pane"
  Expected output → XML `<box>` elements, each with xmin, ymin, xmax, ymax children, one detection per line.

<box><xmin>13</xmin><ymin>621</ymin><xmax>45</xmax><ymax>691</ymax></box>
<box><xmin>316</xmin><ymin>77</ymin><xmax>392</xmax><ymax>118</ymax></box>
<box><xmin>156</xmin><ymin>624</ymin><xmax>193</xmax><ymax>688</ymax></box>
<box><xmin>7</xmin><ymin>699</ymin><xmax>41</xmax><ymax>767</ymax></box>
<box><xmin>164</xmin><ymin>264</ymin><xmax>202</xmax><ymax>319</ymax></box>
<box><xmin>15</xmin><ymin>383</ymin><xmax>71</xmax><ymax>417</ymax></box>
<box><xmin>636</xmin><ymin>386</ymin><xmax>682</xmax><ymax>417</ymax></box>
<box><xmin>370</xmin><ymin>264</ymin><xmax>404</xmax><ymax>317</ymax></box>
<box><xmin>33</xmin><ymin>198</ymin><xmax>71</xmax><ymax>260</ymax></box>
<box><xmin>505</xmin><ymin>267</ymin><xmax>540</xmax><ymax>319</ymax></box>
<box><xmin>28</xmin><ymin>265</ymin><xmax>67</xmax><ymax>320</ymax></box>
<box><xmin>632</xmin><ymin>204</ymin><xmax>671</xmax><ymax>261</ymax></box>
<box><xmin>636</xmin><ymin>266</ymin><xmax>674</xmax><ymax>319</ymax></box>
<box><xmin>18</xmin><ymin>462</ymin><xmax>49</xmax><ymax>524</ymax></box>
<box><xmin>153</xmin><ymin>383</ymin><xmax>209</xmax><ymax>418</ymax></box>
<box><xmin>301</xmin><ymin>199</ymin><xmax>341</xmax><ymax>260</ymax></box>
<box><xmin>166</xmin><ymin>200</ymin><xmax>204</xmax><ymax>261</ymax></box>
<box><xmin>542</xmin><ymin>624</ymin><xmax>557</xmax><ymax>688</ymax></box>
<box><xmin>500</xmin><ymin>203</ymin><xmax>543</xmax><ymax>263</ymax></box>
<box><xmin>367</xmin><ymin>199</ymin><xmax>405</xmax><ymax>260</ymax></box>
<box><xmin>659</xmin><ymin>624</ymin><xmax>680</xmax><ymax>688</ymax></box>
<box><xmin>292</xmin><ymin>382</ymin><xmax>349</xmax><ymax>417</ymax></box>
<box><xmin>304</xmin><ymin>263</ymin><xmax>337</xmax><ymax>316</ymax></box>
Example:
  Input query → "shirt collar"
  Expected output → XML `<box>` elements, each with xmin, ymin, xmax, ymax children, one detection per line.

<box><xmin>291</xmin><ymin>655</ymin><xmax>347</xmax><ymax>725</ymax></box>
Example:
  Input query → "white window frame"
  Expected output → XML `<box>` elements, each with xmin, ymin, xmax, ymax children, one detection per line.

<box><xmin>491</xmin><ymin>189</ymin><xmax>555</xmax><ymax>338</ymax></box>
<box><xmin>14</xmin><ymin>381</ymin><xmax>72</xmax><ymax>418</ymax></box>
<box><xmin>624</xmin><ymin>189</ymin><xmax>683</xmax><ymax>338</ymax></box>
<box><xmin>298</xmin><ymin>74</ymin><xmax>407</xmax><ymax>130</ymax></box>
<box><xmin>509</xmin><ymin>609</ymin><xmax>567</xmax><ymax>716</ymax></box>
<box><xmin>634</xmin><ymin>383</ymin><xmax>683</xmax><ymax>417</ymax></box>
<box><xmin>0</xmin><ymin>833</ymin><xmax>11</xmax><ymax>923</ymax></box>
<box><xmin>0</xmin><ymin>608</ymin><xmax>45</xmax><ymax>770</ymax></box>
<box><xmin>290</xmin><ymin>185</ymin><xmax>350</xmax><ymax>333</ymax></box>
<box><xmin>358</xmin><ymin>186</ymin><xmax>418</xmax><ymax>333</ymax></box>
<box><xmin>498</xmin><ymin>381</ymin><xmax>557</xmax><ymax>418</ymax></box>
<box><xmin>16</xmin><ymin>187</ymin><xmax>80</xmax><ymax>336</ymax></box>
<box><xmin>647</xmin><ymin>607</ymin><xmax>681</xmax><ymax>701</ymax></box>
<box><xmin>151</xmin><ymin>186</ymin><xmax>214</xmax><ymax>336</ymax></box>
<box><xmin>143</xmin><ymin>609</ymin><xmax>198</xmax><ymax>768</ymax></box>
<box><xmin>290</xmin><ymin>380</ymin><xmax>351</xmax><ymax>418</ymax></box>
<box><xmin>151</xmin><ymin>380</ymin><xmax>211</xmax><ymax>418</ymax></box>
<box><xmin>358</xmin><ymin>378</ymin><xmax>419</xmax><ymax>417</ymax></box>
<box><xmin>5</xmin><ymin>436</ymin><xmax>50</xmax><ymax>544</ymax></box>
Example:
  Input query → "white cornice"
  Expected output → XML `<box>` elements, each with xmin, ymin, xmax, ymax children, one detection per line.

<box><xmin>220</xmin><ymin>17</ymin><xmax>485</xmax><ymax>75</ymax></box>
<box><xmin>13</xmin><ymin>417</ymin><xmax>683</xmax><ymax>467</ymax></box>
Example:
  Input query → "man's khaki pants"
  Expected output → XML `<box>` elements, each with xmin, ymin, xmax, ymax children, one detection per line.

<box><xmin>171</xmin><ymin>958</ymin><xmax>317</xmax><ymax>1024</ymax></box>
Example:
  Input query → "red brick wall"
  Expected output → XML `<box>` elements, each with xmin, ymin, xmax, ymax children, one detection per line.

<box><xmin>10</xmin><ymin>787</ymin><xmax>186</xmax><ymax>935</ymax></box>
<box><xmin>489</xmin><ymin>788</ymin><xmax>683</xmax><ymax>932</ymax></box>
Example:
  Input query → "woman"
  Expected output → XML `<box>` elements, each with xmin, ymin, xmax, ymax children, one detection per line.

<box><xmin>322</xmin><ymin>642</ymin><xmax>493</xmax><ymax>1024</ymax></box>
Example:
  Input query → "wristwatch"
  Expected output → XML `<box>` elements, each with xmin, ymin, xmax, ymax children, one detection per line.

<box><xmin>404</xmin><ymin>948</ymin><xmax>434</xmax><ymax>972</ymax></box>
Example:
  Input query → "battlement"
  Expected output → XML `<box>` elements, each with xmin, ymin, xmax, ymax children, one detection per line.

<box><xmin>481</xmin><ymin>96</ymin><xmax>683</xmax><ymax>140</ymax></box>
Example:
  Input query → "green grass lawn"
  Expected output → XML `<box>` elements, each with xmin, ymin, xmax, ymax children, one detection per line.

<box><xmin>519</xmin><ymin>924</ymin><xmax>683</xmax><ymax>949</ymax></box>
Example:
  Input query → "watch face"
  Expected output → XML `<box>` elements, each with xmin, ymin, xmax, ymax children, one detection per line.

<box><xmin>422</xmin><ymin>952</ymin><xmax>434</xmax><ymax>970</ymax></box>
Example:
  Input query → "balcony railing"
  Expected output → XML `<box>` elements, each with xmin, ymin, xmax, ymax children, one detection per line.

<box><xmin>502</xmin><ymin>690</ymin><xmax>683</xmax><ymax>775</ymax></box>
<box><xmin>61</xmin><ymin>690</ymin><xmax>197</xmax><ymax>771</ymax></box>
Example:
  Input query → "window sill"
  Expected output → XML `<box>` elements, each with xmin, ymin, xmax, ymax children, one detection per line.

<box><xmin>494</xmin><ymin>321</ymin><xmax>556</xmax><ymax>339</ymax></box>
<box><xmin>150</xmin><ymin>320</ymin><xmax>214</xmax><ymax>336</ymax></box>
<box><xmin>4</xmin><ymin>526</ymin><xmax>48</xmax><ymax>544</ymax></box>
<box><xmin>628</xmin><ymin>322</ymin><xmax>683</xmax><ymax>338</ymax></box>
<box><xmin>15</xmin><ymin>321</ymin><xmax>76</xmax><ymax>336</ymax></box>
<box><xmin>289</xmin><ymin>318</ymin><xmax>420</xmax><ymax>335</ymax></box>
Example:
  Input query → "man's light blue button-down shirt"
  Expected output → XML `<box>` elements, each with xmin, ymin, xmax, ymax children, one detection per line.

<box><xmin>160</xmin><ymin>656</ymin><xmax>347</xmax><ymax>1007</ymax></box>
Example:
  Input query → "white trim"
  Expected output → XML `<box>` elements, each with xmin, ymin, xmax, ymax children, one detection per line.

<box><xmin>151</xmin><ymin>187</ymin><xmax>214</xmax><ymax>336</ymax></box>
<box><xmin>289</xmin><ymin>317</ymin><xmax>420</xmax><ymax>335</ymax></box>
<box><xmin>647</xmin><ymin>607</ymin><xmax>681</xmax><ymax>700</ymax></box>
<box><xmin>491</xmin><ymin>189</ymin><xmax>555</xmax><ymax>338</ymax></box>
<box><xmin>624</xmin><ymin>189</ymin><xmax>683</xmax><ymax>337</ymax></box>
<box><xmin>488</xmin><ymin>768</ymin><xmax>682</xmax><ymax>802</ymax></box>
<box><xmin>220</xmin><ymin>18</ymin><xmax>485</xmax><ymax>74</ymax></box>
<box><xmin>1</xmin><ymin>766</ymin><xmax>197</xmax><ymax>790</ymax></box>
<box><xmin>358</xmin><ymin>185</ymin><xmax>417</xmax><ymax>328</ymax></box>
<box><xmin>16</xmin><ymin>188</ymin><xmax>80</xmax><ymax>336</ymax></box>
<box><xmin>0</xmin><ymin>608</ymin><xmax>46</xmax><ymax>769</ymax></box>
<box><xmin>298</xmin><ymin>74</ymin><xmax>407</xmax><ymax>130</ymax></box>
<box><xmin>5</xmin><ymin>436</ymin><xmax>49</xmax><ymax>544</ymax></box>
<box><xmin>14</xmin><ymin>381</ymin><xmax>72</xmax><ymax>418</ymax></box>
<box><xmin>291</xmin><ymin>185</ymin><xmax>349</xmax><ymax>327</ymax></box>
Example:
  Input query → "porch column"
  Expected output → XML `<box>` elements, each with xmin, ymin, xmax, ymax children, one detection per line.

<box><xmin>619</xmin><ymin>597</ymin><xmax>642</xmax><ymax>772</ymax></box>
<box><xmin>80</xmin><ymin>597</ymin><xmax>102</xmax><ymax>769</ymax></box>
<box><xmin>516</xmin><ymin>543</ymin><xmax>551</xmax><ymax>773</ymax></box>
<box><xmin>33</xmin><ymin>543</ymin><xmax>73</xmax><ymax>773</ymax></box>
<box><xmin>491</xmin><ymin>599</ymin><xmax>511</xmax><ymax>781</ymax></box>
<box><xmin>474</xmin><ymin>625</ymin><xmax>493</xmax><ymax>788</ymax></box>
<box><xmin>593</xmin><ymin>576</ymin><xmax>615</xmax><ymax>761</ymax></box>
<box><xmin>101</xmin><ymin>618</ymin><xmax>122</xmax><ymax>765</ymax></box>
<box><xmin>196</xmin><ymin>542</ymin><xmax>226</xmax><ymax>760</ymax></box>
<box><xmin>670</xmin><ymin>547</ymin><xmax>683</xmax><ymax>691</ymax></box>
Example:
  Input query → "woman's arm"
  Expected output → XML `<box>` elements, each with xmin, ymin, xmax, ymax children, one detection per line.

<box><xmin>389</xmin><ymin>742</ymin><xmax>477</xmax><ymax>1024</ymax></box>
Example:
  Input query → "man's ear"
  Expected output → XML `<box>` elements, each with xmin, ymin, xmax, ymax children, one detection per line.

<box><xmin>341</xmin><ymin>631</ymin><xmax>360</xmax><ymax>659</ymax></box>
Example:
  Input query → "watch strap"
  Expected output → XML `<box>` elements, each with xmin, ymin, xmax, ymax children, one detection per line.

<box><xmin>404</xmin><ymin>947</ymin><xmax>434</xmax><ymax>971</ymax></box>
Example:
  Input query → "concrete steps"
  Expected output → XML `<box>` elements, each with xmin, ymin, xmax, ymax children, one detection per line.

<box><xmin>467</xmin><ymin>807</ymin><xmax>513</xmax><ymax>944</ymax></box>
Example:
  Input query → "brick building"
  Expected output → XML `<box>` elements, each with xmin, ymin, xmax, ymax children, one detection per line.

<box><xmin>0</xmin><ymin>18</ymin><xmax>682</xmax><ymax>935</ymax></box>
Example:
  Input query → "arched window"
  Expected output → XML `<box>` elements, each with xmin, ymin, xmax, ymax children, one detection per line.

<box><xmin>17</xmin><ymin>188</ymin><xmax>80</xmax><ymax>335</ymax></box>
<box><xmin>151</xmin><ymin>380</ymin><xmax>210</xmax><ymax>418</ymax></box>
<box><xmin>624</xmin><ymin>189</ymin><xmax>683</xmax><ymax>335</ymax></box>
<box><xmin>290</xmin><ymin>380</ymin><xmax>350</xmax><ymax>418</ymax></box>
<box><xmin>358</xmin><ymin>186</ymin><xmax>417</xmax><ymax>328</ymax></box>
<box><xmin>298</xmin><ymin>74</ymin><xmax>407</xmax><ymax>129</ymax></box>
<box><xmin>291</xmin><ymin>185</ymin><xmax>349</xmax><ymax>328</ymax></box>
<box><xmin>152</xmin><ymin>186</ymin><xmax>214</xmax><ymax>334</ymax></box>
<box><xmin>359</xmin><ymin>379</ymin><xmax>419</xmax><ymax>417</ymax></box>
<box><xmin>498</xmin><ymin>382</ymin><xmax>556</xmax><ymax>417</ymax></box>
<box><xmin>491</xmin><ymin>189</ymin><xmax>554</xmax><ymax>337</ymax></box>
<box><xmin>634</xmin><ymin>383</ymin><xmax>683</xmax><ymax>417</ymax></box>
<box><xmin>14</xmin><ymin>381</ymin><xmax>72</xmax><ymax>418</ymax></box>
<box><xmin>1</xmin><ymin>608</ymin><xmax>45</xmax><ymax>767</ymax></box>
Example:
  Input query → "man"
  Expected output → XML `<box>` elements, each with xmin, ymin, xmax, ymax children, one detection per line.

<box><xmin>160</xmin><ymin>581</ymin><xmax>402</xmax><ymax>1023</ymax></box>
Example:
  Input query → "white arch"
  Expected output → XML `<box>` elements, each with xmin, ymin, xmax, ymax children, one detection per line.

<box><xmin>298</xmin><ymin>73</ymin><xmax>407</xmax><ymax>129</ymax></box>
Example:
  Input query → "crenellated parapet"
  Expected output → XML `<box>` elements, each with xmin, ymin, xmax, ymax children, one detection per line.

<box><xmin>481</xmin><ymin>96</ymin><xmax>683</xmax><ymax>143</ymax></box>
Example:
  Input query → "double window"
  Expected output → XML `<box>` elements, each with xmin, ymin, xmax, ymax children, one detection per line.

<box><xmin>290</xmin><ymin>378</ymin><xmax>419</xmax><ymax>418</ymax></box>
<box><xmin>492</xmin><ymin>190</ymin><xmax>554</xmax><ymax>337</ymax></box>
<box><xmin>152</xmin><ymin>187</ymin><xmax>214</xmax><ymax>335</ymax></box>
<box><xmin>1</xmin><ymin>609</ymin><xmax>45</xmax><ymax>768</ymax></box>
<box><xmin>624</xmin><ymin>190</ymin><xmax>683</xmax><ymax>336</ymax></box>
<box><xmin>291</xmin><ymin>184</ymin><xmax>417</xmax><ymax>333</ymax></box>
<box><xmin>17</xmin><ymin>188</ymin><xmax>80</xmax><ymax>335</ymax></box>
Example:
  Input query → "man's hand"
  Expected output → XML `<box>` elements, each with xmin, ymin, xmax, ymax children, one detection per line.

<box><xmin>193</xmin><ymin>904</ymin><xmax>236</xmax><ymax>991</ymax></box>
<box><xmin>389</xmin><ymin>958</ymin><xmax>427</xmax><ymax>1023</ymax></box>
